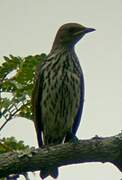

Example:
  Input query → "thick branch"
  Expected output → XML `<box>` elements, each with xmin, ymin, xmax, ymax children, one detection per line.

<box><xmin>0</xmin><ymin>133</ymin><xmax>122</xmax><ymax>178</ymax></box>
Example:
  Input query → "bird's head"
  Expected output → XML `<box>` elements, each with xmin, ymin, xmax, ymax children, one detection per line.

<box><xmin>51</xmin><ymin>23</ymin><xmax>95</xmax><ymax>51</ymax></box>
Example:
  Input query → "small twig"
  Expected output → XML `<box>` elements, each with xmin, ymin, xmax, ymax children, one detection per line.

<box><xmin>0</xmin><ymin>109</ymin><xmax>19</xmax><ymax>132</ymax></box>
<box><xmin>0</xmin><ymin>99</ymin><xmax>27</xmax><ymax>131</ymax></box>
<box><xmin>0</xmin><ymin>112</ymin><xmax>17</xmax><ymax>131</ymax></box>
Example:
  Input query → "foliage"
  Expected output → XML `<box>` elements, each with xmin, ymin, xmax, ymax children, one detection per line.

<box><xmin>0</xmin><ymin>137</ymin><xmax>29</xmax><ymax>154</ymax></box>
<box><xmin>0</xmin><ymin>54</ymin><xmax>46</xmax><ymax>178</ymax></box>
<box><xmin>0</xmin><ymin>54</ymin><xmax>46</xmax><ymax>122</ymax></box>
<box><xmin>0</xmin><ymin>136</ymin><xmax>30</xmax><ymax>180</ymax></box>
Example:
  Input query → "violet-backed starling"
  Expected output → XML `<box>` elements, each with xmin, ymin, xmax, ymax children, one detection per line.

<box><xmin>32</xmin><ymin>23</ymin><xmax>95</xmax><ymax>179</ymax></box>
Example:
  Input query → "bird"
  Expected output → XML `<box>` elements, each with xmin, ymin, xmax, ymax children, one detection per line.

<box><xmin>32</xmin><ymin>23</ymin><xmax>95</xmax><ymax>179</ymax></box>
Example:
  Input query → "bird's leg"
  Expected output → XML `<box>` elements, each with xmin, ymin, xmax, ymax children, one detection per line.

<box><xmin>65</xmin><ymin>132</ymin><xmax>79</xmax><ymax>143</ymax></box>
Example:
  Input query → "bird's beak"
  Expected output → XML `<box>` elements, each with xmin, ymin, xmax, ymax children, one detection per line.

<box><xmin>74</xmin><ymin>27</ymin><xmax>96</xmax><ymax>36</ymax></box>
<box><xmin>83</xmin><ymin>27</ymin><xmax>96</xmax><ymax>34</ymax></box>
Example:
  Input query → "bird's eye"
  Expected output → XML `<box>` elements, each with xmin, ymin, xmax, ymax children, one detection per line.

<box><xmin>68</xmin><ymin>27</ymin><xmax>76</xmax><ymax>33</ymax></box>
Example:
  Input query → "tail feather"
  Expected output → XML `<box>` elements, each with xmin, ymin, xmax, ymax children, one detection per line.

<box><xmin>40</xmin><ymin>168</ymin><xmax>58</xmax><ymax>179</ymax></box>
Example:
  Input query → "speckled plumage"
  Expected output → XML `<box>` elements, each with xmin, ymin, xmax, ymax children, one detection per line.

<box><xmin>32</xmin><ymin>23</ymin><xmax>95</xmax><ymax>179</ymax></box>
<box><xmin>40</xmin><ymin>49</ymin><xmax>83</xmax><ymax>144</ymax></box>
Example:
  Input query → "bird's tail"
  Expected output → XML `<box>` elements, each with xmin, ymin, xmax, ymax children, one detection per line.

<box><xmin>40</xmin><ymin>167</ymin><xmax>58</xmax><ymax>179</ymax></box>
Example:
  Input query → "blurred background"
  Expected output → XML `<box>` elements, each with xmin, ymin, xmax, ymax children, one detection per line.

<box><xmin>0</xmin><ymin>0</ymin><xmax>122</xmax><ymax>179</ymax></box>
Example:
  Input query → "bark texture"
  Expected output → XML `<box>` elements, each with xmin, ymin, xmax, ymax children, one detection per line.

<box><xmin>0</xmin><ymin>133</ymin><xmax>122</xmax><ymax>178</ymax></box>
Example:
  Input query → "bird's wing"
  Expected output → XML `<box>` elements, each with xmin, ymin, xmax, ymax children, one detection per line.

<box><xmin>32</xmin><ymin>63</ymin><xmax>44</xmax><ymax>147</ymax></box>
<box><xmin>72</xmin><ymin>72</ymin><xmax>84</xmax><ymax>135</ymax></box>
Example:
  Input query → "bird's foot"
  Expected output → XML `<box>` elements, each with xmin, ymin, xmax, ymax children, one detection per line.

<box><xmin>65</xmin><ymin>132</ymin><xmax>79</xmax><ymax>144</ymax></box>
<box><xmin>69</xmin><ymin>135</ymin><xmax>79</xmax><ymax>144</ymax></box>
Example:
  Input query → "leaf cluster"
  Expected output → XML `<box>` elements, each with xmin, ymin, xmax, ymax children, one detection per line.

<box><xmin>0</xmin><ymin>54</ymin><xmax>46</xmax><ymax>121</ymax></box>
<box><xmin>0</xmin><ymin>54</ymin><xmax>46</xmax><ymax>179</ymax></box>
<box><xmin>0</xmin><ymin>137</ymin><xmax>29</xmax><ymax>154</ymax></box>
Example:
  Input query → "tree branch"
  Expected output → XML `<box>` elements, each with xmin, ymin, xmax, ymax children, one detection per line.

<box><xmin>0</xmin><ymin>133</ymin><xmax>122</xmax><ymax>178</ymax></box>
<box><xmin>0</xmin><ymin>98</ymin><xmax>27</xmax><ymax>132</ymax></box>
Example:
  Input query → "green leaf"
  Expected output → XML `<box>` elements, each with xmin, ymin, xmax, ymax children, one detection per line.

<box><xmin>0</xmin><ymin>55</ymin><xmax>22</xmax><ymax>80</ymax></box>
<box><xmin>0</xmin><ymin>53</ymin><xmax>46</xmax><ymax>122</ymax></box>
<box><xmin>0</xmin><ymin>137</ymin><xmax>29</xmax><ymax>154</ymax></box>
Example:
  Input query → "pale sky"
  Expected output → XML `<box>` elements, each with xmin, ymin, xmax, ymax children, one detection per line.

<box><xmin>0</xmin><ymin>0</ymin><xmax>122</xmax><ymax>179</ymax></box>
